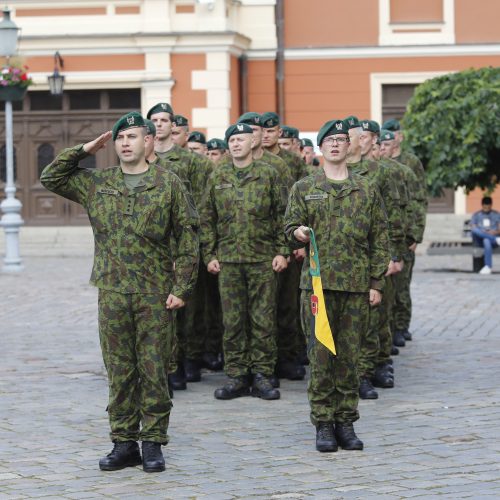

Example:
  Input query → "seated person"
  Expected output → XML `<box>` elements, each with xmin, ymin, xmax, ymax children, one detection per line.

<box><xmin>471</xmin><ymin>196</ymin><xmax>500</xmax><ymax>274</ymax></box>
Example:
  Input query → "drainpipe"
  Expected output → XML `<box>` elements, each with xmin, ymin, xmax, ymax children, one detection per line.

<box><xmin>239</xmin><ymin>53</ymin><xmax>248</xmax><ymax>114</ymax></box>
<box><xmin>275</xmin><ymin>0</ymin><xmax>285</xmax><ymax>119</ymax></box>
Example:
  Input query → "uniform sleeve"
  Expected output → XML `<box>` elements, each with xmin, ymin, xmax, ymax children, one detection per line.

<box><xmin>284</xmin><ymin>182</ymin><xmax>308</xmax><ymax>250</ymax></box>
<box><xmin>270</xmin><ymin>170</ymin><xmax>290</xmax><ymax>257</ymax></box>
<box><xmin>199</xmin><ymin>174</ymin><xmax>218</xmax><ymax>265</ymax></box>
<box><xmin>368</xmin><ymin>188</ymin><xmax>391</xmax><ymax>291</ymax></box>
<box><xmin>379</xmin><ymin>168</ymin><xmax>406</xmax><ymax>261</ymax></box>
<box><xmin>405</xmin><ymin>169</ymin><xmax>426</xmax><ymax>244</ymax></box>
<box><xmin>170</xmin><ymin>177</ymin><xmax>200</xmax><ymax>300</ymax></box>
<box><xmin>40</xmin><ymin>144</ymin><xmax>93</xmax><ymax>208</ymax></box>
<box><xmin>189</xmin><ymin>155</ymin><xmax>214</xmax><ymax>208</ymax></box>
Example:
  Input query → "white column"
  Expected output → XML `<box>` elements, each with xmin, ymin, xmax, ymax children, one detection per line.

<box><xmin>191</xmin><ymin>52</ymin><xmax>231</xmax><ymax>139</ymax></box>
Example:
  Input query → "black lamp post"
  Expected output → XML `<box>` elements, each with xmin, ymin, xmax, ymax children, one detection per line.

<box><xmin>48</xmin><ymin>51</ymin><xmax>64</xmax><ymax>95</ymax></box>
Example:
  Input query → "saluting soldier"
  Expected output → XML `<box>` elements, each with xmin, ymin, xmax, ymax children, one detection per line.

<box><xmin>285</xmin><ymin>118</ymin><xmax>389</xmax><ymax>452</ymax></box>
<box><xmin>200</xmin><ymin>123</ymin><xmax>289</xmax><ymax>400</ymax></box>
<box><xmin>382</xmin><ymin>119</ymin><xmax>427</xmax><ymax>344</ymax></box>
<box><xmin>41</xmin><ymin>112</ymin><xmax>199</xmax><ymax>472</ymax></box>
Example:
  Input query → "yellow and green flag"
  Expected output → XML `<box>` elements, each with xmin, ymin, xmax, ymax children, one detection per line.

<box><xmin>309</xmin><ymin>228</ymin><xmax>336</xmax><ymax>355</ymax></box>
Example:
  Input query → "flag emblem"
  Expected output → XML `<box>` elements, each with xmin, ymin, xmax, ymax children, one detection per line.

<box><xmin>309</xmin><ymin>228</ymin><xmax>336</xmax><ymax>355</ymax></box>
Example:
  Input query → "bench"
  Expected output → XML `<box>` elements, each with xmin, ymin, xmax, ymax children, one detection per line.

<box><xmin>427</xmin><ymin>219</ymin><xmax>500</xmax><ymax>272</ymax></box>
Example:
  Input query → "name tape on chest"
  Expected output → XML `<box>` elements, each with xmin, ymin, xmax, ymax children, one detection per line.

<box><xmin>305</xmin><ymin>193</ymin><xmax>328</xmax><ymax>201</ymax></box>
<box><xmin>97</xmin><ymin>188</ymin><xmax>119</xmax><ymax>196</ymax></box>
<box><xmin>215</xmin><ymin>183</ymin><xmax>233</xmax><ymax>190</ymax></box>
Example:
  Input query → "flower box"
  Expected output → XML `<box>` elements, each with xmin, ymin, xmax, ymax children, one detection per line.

<box><xmin>0</xmin><ymin>84</ymin><xmax>27</xmax><ymax>102</ymax></box>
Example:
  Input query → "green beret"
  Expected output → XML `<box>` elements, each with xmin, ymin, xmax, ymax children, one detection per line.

<box><xmin>317</xmin><ymin>119</ymin><xmax>349</xmax><ymax>146</ymax></box>
<box><xmin>344</xmin><ymin>115</ymin><xmax>360</xmax><ymax>129</ymax></box>
<box><xmin>146</xmin><ymin>102</ymin><xmax>174</xmax><ymax>119</ymax></box>
<box><xmin>301</xmin><ymin>138</ymin><xmax>314</xmax><ymax>148</ymax></box>
<box><xmin>382</xmin><ymin>118</ymin><xmax>401</xmax><ymax>131</ymax></box>
<box><xmin>238</xmin><ymin>112</ymin><xmax>261</xmax><ymax>126</ymax></box>
<box><xmin>112</xmin><ymin>112</ymin><xmax>146</xmax><ymax>141</ymax></box>
<box><xmin>172</xmin><ymin>114</ymin><xmax>188</xmax><ymax>127</ymax></box>
<box><xmin>281</xmin><ymin>125</ymin><xmax>299</xmax><ymax>139</ymax></box>
<box><xmin>188</xmin><ymin>131</ymin><xmax>206</xmax><ymax>144</ymax></box>
<box><xmin>225</xmin><ymin>123</ymin><xmax>253</xmax><ymax>142</ymax></box>
<box><xmin>260</xmin><ymin>112</ymin><xmax>280</xmax><ymax>128</ymax></box>
<box><xmin>144</xmin><ymin>119</ymin><xmax>156</xmax><ymax>136</ymax></box>
<box><xmin>207</xmin><ymin>138</ymin><xmax>227</xmax><ymax>151</ymax></box>
<box><xmin>360</xmin><ymin>119</ymin><xmax>380</xmax><ymax>134</ymax></box>
<box><xmin>380</xmin><ymin>129</ymin><xmax>395</xmax><ymax>142</ymax></box>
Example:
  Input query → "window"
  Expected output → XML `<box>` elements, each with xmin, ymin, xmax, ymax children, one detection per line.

<box><xmin>68</xmin><ymin>90</ymin><xmax>101</xmax><ymax>110</ymax></box>
<box><xmin>37</xmin><ymin>143</ymin><xmax>55</xmax><ymax>179</ymax></box>
<box><xmin>30</xmin><ymin>92</ymin><xmax>63</xmax><ymax>111</ymax></box>
<box><xmin>0</xmin><ymin>144</ymin><xmax>17</xmax><ymax>183</ymax></box>
<box><xmin>108</xmin><ymin>89</ymin><xmax>141</xmax><ymax>110</ymax></box>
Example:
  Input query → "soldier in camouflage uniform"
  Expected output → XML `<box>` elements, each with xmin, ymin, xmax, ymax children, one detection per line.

<box><xmin>148</xmin><ymin>103</ymin><xmax>214</xmax><ymax>386</ymax></box>
<box><xmin>188</xmin><ymin>131</ymin><xmax>208</xmax><ymax>156</ymax></box>
<box><xmin>200</xmin><ymin>123</ymin><xmax>289</xmax><ymax>400</ymax></box>
<box><xmin>345</xmin><ymin>116</ymin><xmax>406</xmax><ymax>400</ymax></box>
<box><xmin>358</xmin><ymin>120</ymin><xmax>420</xmax><ymax>390</ymax></box>
<box><xmin>261</xmin><ymin>112</ymin><xmax>309</xmax><ymax>381</ymax></box>
<box><xmin>383</xmin><ymin>119</ymin><xmax>427</xmax><ymax>345</ymax></box>
<box><xmin>171</xmin><ymin>114</ymin><xmax>190</xmax><ymax>149</ymax></box>
<box><xmin>284</xmin><ymin>119</ymin><xmax>389</xmax><ymax>453</ymax></box>
<box><xmin>207</xmin><ymin>138</ymin><xmax>228</xmax><ymax>164</ymax></box>
<box><xmin>40</xmin><ymin>112</ymin><xmax>199</xmax><ymax>473</ymax></box>
<box><xmin>301</xmin><ymin>138</ymin><xmax>319</xmax><ymax>167</ymax></box>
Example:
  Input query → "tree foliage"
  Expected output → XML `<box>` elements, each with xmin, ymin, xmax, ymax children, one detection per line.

<box><xmin>402</xmin><ymin>67</ymin><xmax>500</xmax><ymax>196</ymax></box>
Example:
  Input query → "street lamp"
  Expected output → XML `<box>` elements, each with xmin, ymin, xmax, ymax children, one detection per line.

<box><xmin>48</xmin><ymin>51</ymin><xmax>64</xmax><ymax>95</ymax></box>
<box><xmin>0</xmin><ymin>8</ymin><xmax>23</xmax><ymax>272</ymax></box>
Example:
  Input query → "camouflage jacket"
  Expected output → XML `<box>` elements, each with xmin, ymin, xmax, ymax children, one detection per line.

<box><xmin>156</xmin><ymin>144</ymin><xmax>213</xmax><ymax>207</ymax></box>
<box><xmin>276</xmin><ymin>147</ymin><xmax>310</xmax><ymax>184</ymax></box>
<box><xmin>284</xmin><ymin>169</ymin><xmax>390</xmax><ymax>293</ymax></box>
<box><xmin>394</xmin><ymin>151</ymin><xmax>428</xmax><ymax>208</ymax></box>
<box><xmin>40</xmin><ymin>144</ymin><xmax>199</xmax><ymax>299</ymax></box>
<box><xmin>349</xmin><ymin>158</ymin><xmax>406</xmax><ymax>260</ymax></box>
<box><xmin>200</xmin><ymin>159</ymin><xmax>289</xmax><ymax>264</ymax></box>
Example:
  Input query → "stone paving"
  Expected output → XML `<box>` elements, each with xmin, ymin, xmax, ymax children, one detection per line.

<box><xmin>1</xmin><ymin>254</ymin><xmax>500</xmax><ymax>499</ymax></box>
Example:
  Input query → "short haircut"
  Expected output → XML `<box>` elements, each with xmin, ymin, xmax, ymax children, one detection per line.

<box><xmin>482</xmin><ymin>196</ymin><xmax>493</xmax><ymax>205</ymax></box>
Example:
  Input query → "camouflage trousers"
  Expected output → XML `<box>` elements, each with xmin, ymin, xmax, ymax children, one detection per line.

<box><xmin>393</xmin><ymin>251</ymin><xmax>415</xmax><ymax>331</ymax></box>
<box><xmin>378</xmin><ymin>275</ymin><xmax>395</xmax><ymax>365</ymax></box>
<box><xmin>276</xmin><ymin>259</ymin><xmax>305</xmax><ymax>363</ymax></box>
<box><xmin>358</xmin><ymin>276</ymin><xmax>395</xmax><ymax>377</ymax></box>
<box><xmin>300</xmin><ymin>290</ymin><xmax>368</xmax><ymax>426</ymax></box>
<box><xmin>98</xmin><ymin>290</ymin><xmax>173</xmax><ymax>444</ymax></box>
<box><xmin>219</xmin><ymin>262</ymin><xmax>278</xmax><ymax>378</ymax></box>
<box><xmin>174</xmin><ymin>261</ymin><xmax>223</xmax><ymax>366</ymax></box>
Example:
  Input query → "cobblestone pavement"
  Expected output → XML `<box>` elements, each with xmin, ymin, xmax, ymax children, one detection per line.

<box><xmin>1</xmin><ymin>254</ymin><xmax>499</xmax><ymax>499</ymax></box>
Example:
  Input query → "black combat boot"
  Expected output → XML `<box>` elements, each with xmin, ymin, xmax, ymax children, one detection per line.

<box><xmin>214</xmin><ymin>376</ymin><xmax>251</xmax><ymax>400</ymax></box>
<box><xmin>184</xmin><ymin>359</ymin><xmax>201</xmax><ymax>382</ymax></box>
<box><xmin>168</xmin><ymin>365</ymin><xmax>187</xmax><ymax>391</ymax></box>
<box><xmin>142</xmin><ymin>441</ymin><xmax>165</xmax><ymax>473</ymax></box>
<box><xmin>201</xmin><ymin>352</ymin><xmax>223</xmax><ymax>371</ymax></box>
<box><xmin>372</xmin><ymin>364</ymin><xmax>394</xmax><ymax>389</ymax></box>
<box><xmin>359</xmin><ymin>377</ymin><xmax>378</xmax><ymax>399</ymax></box>
<box><xmin>391</xmin><ymin>346</ymin><xmax>399</xmax><ymax>355</ymax></box>
<box><xmin>251</xmin><ymin>373</ymin><xmax>280</xmax><ymax>400</ymax></box>
<box><xmin>335</xmin><ymin>423</ymin><xmax>364</xmax><ymax>450</ymax></box>
<box><xmin>393</xmin><ymin>330</ymin><xmax>406</xmax><ymax>347</ymax></box>
<box><xmin>269</xmin><ymin>374</ymin><xmax>281</xmax><ymax>388</ymax></box>
<box><xmin>315</xmin><ymin>422</ymin><xmax>337</xmax><ymax>452</ymax></box>
<box><xmin>276</xmin><ymin>361</ymin><xmax>306</xmax><ymax>380</ymax></box>
<box><xmin>99</xmin><ymin>441</ymin><xmax>142</xmax><ymax>471</ymax></box>
<box><xmin>402</xmin><ymin>329</ymin><xmax>412</xmax><ymax>341</ymax></box>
